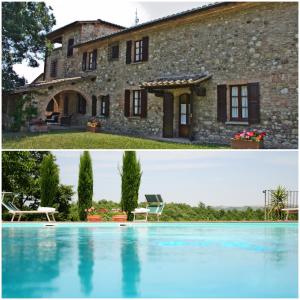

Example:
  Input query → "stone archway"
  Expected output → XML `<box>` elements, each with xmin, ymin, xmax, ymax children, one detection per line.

<box><xmin>44</xmin><ymin>89</ymin><xmax>91</xmax><ymax>126</ymax></box>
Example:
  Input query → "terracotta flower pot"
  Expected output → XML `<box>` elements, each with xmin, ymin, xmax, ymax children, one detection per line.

<box><xmin>231</xmin><ymin>139</ymin><xmax>264</xmax><ymax>149</ymax></box>
<box><xmin>112</xmin><ymin>215</ymin><xmax>127</xmax><ymax>222</ymax></box>
<box><xmin>87</xmin><ymin>126</ymin><xmax>101</xmax><ymax>133</ymax></box>
<box><xmin>87</xmin><ymin>215</ymin><xmax>102</xmax><ymax>222</ymax></box>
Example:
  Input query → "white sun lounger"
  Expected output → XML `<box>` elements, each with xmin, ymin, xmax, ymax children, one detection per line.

<box><xmin>2</xmin><ymin>192</ymin><xmax>57</xmax><ymax>222</ymax></box>
<box><xmin>132</xmin><ymin>194</ymin><xmax>165</xmax><ymax>222</ymax></box>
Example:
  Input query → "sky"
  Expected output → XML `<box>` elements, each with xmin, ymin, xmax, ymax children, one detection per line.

<box><xmin>52</xmin><ymin>150</ymin><xmax>298</xmax><ymax>207</ymax></box>
<box><xmin>13</xmin><ymin>1</ymin><xmax>207</xmax><ymax>83</ymax></box>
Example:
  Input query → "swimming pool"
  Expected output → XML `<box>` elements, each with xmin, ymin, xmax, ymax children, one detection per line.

<box><xmin>2</xmin><ymin>222</ymin><xmax>298</xmax><ymax>298</ymax></box>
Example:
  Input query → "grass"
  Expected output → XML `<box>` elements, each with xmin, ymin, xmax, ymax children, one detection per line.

<box><xmin>2</xmin><ymin>130</ymin><xmax>228</xmax><ymax>149</ymax></box>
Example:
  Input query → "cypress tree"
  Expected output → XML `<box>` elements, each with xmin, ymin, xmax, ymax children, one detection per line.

<box><xmin>40</xmin><ymin>154</ymin><xmax>59</xmax><ymax>207</ymax></box>
<box><xmin>120</xmin><ymin>151</ymin><xmax>142</xmax><ymax>221</ymax></box>
<box><xmin>78</xmin><ymin>151</ymin><xmax>93</xmax><ymax>220</ymax></box>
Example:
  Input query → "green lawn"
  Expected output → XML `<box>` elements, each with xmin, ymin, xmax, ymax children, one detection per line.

<box><xmin>2</xmin><ymin>131</ymin><xmax>227</xmax><ymax>149</ymax></box>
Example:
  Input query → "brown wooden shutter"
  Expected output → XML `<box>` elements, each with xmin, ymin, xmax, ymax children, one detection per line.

<box><xmin>126</xmin><ymin>41</ymin><xmax>132</xmax><ymax>64</ymax></box>
<box><xmin>142</xmin><ymin>36</ymin><xmax>149</xmax><ymax>62</ymax></box>
<box><xmin>124</xmin><ymin>90</ymin><xmax>130</xmax><ymax>117</ymax></box>
<box><xmin>141</xmin><ymin>89</ymin><xmax>148</xmax><ymax>118</ymax></box>
<box><xmin>92</xmin><ymin>49</ymin><xmax>97</xmax><ymax>69</ymax></box>
<box><xmin>217</xmin><ymin>85</ymin><xmax>227</xmax><ymax>122</ymax></box>
<box><xmin>92</xmin><ymin>95</ymin><xmax>97</xmax><ymax>116</ymax></box>
<box><xmin>82</xmin><ymin>52</ymin><xmax>87</xmax><ymax>71</ymax></box>
<box><xmin>67</xmin><ymin>38</ymin><xmax>74</xmax><ymax>57</ymax></box>
<box><xmin>248</xmin><ymin>82</ymin><xmax>260</xmax><ymax>124</ymax></box>
<box><xmin>105</xmin><ymin>95</ymin><xmax>110</xmax><ymax>116</ymax></box>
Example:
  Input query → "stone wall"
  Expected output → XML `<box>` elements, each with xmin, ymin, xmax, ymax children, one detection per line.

<box><xmin>34</xmin><ymin>2</ymin><xmax>297</xmax><ymax>148</ymax></box>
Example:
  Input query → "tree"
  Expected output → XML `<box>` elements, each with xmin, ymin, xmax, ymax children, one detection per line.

<box><xmin>10</xmin><ymin>94</ymin><xmax>38</xmax><ymax>131</ymax></box>
<box><xmin>2</xmin><ymin>2</ymin><xmax>56</xmax><ymax>91</ymax></box>
<box><xmin>40</xmin><ymin>154</ymin><xmax>59</xmax><ymax>207</ymax></box>
<box><xmin>56</xmin><ymin>184</ymin><xmax>74</xmax><ymax>219</ymax></box>
<box><xmin>120</xmin><ymin>151</ymin><xmax>142</xmax><ymax>221</ymax></box>
<box><xmin>78</xmin><ymin>151</ymin><xmax>93</xmax><ymax>220</ymax></box>
<box><xmin>269</xmin><ymin>186</ymin><xmax>288</xmax><ymax>220</ymax></box>
<box><xmin>2</xmin><ymin>151</ymin><xmax>50</xmax><ymax>209</ymax></box>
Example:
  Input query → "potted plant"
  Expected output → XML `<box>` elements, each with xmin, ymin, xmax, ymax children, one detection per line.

<box><xmin>87</xmin><ymin>118</ymin><xmax>101</xmax><ymax>133</ymax></box>
<box><xmin>29</xmin><ymin>118</ymin><xmax>49</xmax><ymax>133</ymax></box>
<box><xmin>111</xmin><ymin>210</ymin><xmax>127</xmax><ymax>222</ymax></box>
<box><xmin>231</xmin><ymin>130</ymin><xmax>266</xmax><ymax>149</ymax></box>
<box><xmin>85</xmin><ymin>207</ymin><xmax>103</xmax><ymax>222</ymax></box>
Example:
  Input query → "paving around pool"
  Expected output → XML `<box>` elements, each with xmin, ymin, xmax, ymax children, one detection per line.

<box><xmin>2</xmin><ymin>222</ymin><xmax>298</xmax><ymax>298</ymax></box>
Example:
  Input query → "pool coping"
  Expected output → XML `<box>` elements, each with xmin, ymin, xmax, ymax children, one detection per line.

<box><xmin>2</xmin><ymin>220</ymin><xmax>298</xmax><ymax>228</ymax></box>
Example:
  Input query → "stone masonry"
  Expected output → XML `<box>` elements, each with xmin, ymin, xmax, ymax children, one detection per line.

<box><xmin>13</xmin><ymin>2</ymin><xmax>298</xmax><ymax>148</ymax></box>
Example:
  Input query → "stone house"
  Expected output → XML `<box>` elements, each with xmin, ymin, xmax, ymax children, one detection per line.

<box><xmin>5</xmin><ymin>2</ymin><xmax>298</xmax><ymax>148</ymax></box>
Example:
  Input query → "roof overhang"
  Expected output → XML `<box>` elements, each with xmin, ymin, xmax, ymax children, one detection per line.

<box><xmin>11</xmin><ymin>75</ymin><xmax>96</xmax><ymax>94</ymax></box>
<box><xmin>140</xmin><ymin>73</ymin><xmax>212</xmax><ymax>89</ymax></box>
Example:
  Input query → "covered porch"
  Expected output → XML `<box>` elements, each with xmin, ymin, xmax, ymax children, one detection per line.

<box><xmin>141</xmin><ymin>72</ymin><xmax>212</xmax><ymax>140</ymax></box>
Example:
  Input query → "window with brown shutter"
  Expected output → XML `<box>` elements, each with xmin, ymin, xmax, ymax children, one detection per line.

<box><xmin>85</xmin><ymin>50</ymin><xmax>97</xmax><ymax>70</ymax></box>
<box><xmin>217</xmin><ymin>85</ymin><xmax>227</xmax><ymax>122</ymax></box>
<box><xmin>141</xmin><ymin>89</ymin><xmax>148</xmax><ymax>118</ymax></box>
<box><xmin>67</xmin><ymin>38</ymin><xmax>74</xmax><ymax>57</ymax></box>
<box><xmin>124</xmin><ymin>90</ymin><xmax>130</xmax><ymax>116</ymax></box>
<box><xmin>247</xmin><ymin>82</ymin><xmax>260</xmax><ymax>124</ymax></box>
<box><xmin>82</xmin><ymin>52</ymin><xmax>87</xmax><ymax>71</ymax></box>
<box><xmin>92</xmin><ymin>95</ymin><xmax>97</xmax><ymax>116</ymax></box>
<box><xmin>50</xmin><ymin>60</ymin><xmax>57</xmax><ymax>78</ymax></box>
<box><xmin>126</xmin><ymin>41</ymin><xmax>132</xmax><ymax>64</ymax></box>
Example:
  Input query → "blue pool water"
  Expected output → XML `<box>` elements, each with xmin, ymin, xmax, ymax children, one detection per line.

<box><xmin>2</xmin><ymin>223</ymin><xmax>298</xmax><ymax>298</ymax></box>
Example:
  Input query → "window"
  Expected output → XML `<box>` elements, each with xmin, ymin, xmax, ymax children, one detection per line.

<box><xmin>133</xmin><ymin>90</ymin><xmax>141</xmax><ymax>115</ymax></box>
<box><xmin>124</xmin><ymin>89</ymin><xmax>147</xmax><ymax>118</ymax></box>
<box><xmin>67</xmin><ymin>38</ymin><xmax>74</xmax><ymax>57</ymax></box>
<box><xmin>50</xmin><ymin>60</ymin><xmax>57</xmax><ymax>78</ymax></box>
<box><xmin>83</xmin><ymin>49</ymin><xmax>97</xmax><ymax>71</ymax></box>
<box><xmin>108</xmin><ymin>43</ymin><xmax>119</xmax><ymax>61</ymax></box>
<box><xmin>88</xmin><ymin>52</ymin><xmax>94</xmax><ymax>70</ymax></box>
<box><xmin>134</xmin><ymin>40</ymin><xmax>143</xmax><ymax>62</ymax></box>
<box><xmin>126</xmin><ymin>37</ymin><xmax>148</xmax><ymax>64</ymax></box>
<box><xmin>230</xmin><ymin>85</ymin><xmax>248</xmax><ymax>121</ymax></box>
<box><xmin>101</xmin><ymin>98</ymin><xmax>106</xmax><ymax>115</ymax></box>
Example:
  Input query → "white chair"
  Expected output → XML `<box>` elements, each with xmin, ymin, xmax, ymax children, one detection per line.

<box><xmin>2</xmin><ymin>192</ymin><xmax>57</xmax><ymax>222</ymax></box>
<box><xmin>132</xmin><ymin>194</ymin><xmax>165</xmax><ymax>222</ymax></box>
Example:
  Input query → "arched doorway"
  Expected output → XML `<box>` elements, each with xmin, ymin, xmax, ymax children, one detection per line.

<box><xmin>45</xmin><ymin>90</ymin><xmax>89</xmax><ymax>126</ymax></box>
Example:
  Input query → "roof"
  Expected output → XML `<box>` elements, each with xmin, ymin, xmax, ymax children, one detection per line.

<box><xmin>140</xmin><ymin>73</ymin><xmax>212</xmax><ymax>88</ymax></box>
<box><xmin>47</xmin><ymin>19</ymin><xmax>126</xmax><ymax>40</ymax></box>
<box><xmin>75</xmin><ymin>2</ymin><xmax>234</xmax><ymax>48</ymax></box>
<box><xmin>12</xmin><ymin>75</ymin><xmax>96</xmax><ymax>94</ymax></box>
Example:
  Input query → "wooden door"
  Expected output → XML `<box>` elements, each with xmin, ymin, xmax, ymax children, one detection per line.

<box><xmin>179</xmin><ymin>94</ymin><xmax>190</xmax><ymax>138</ymax></box>
<box><xmin>163</xmin><ymin>93</ymin><xmax>174</xmax><ymax>138</ymax></box>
